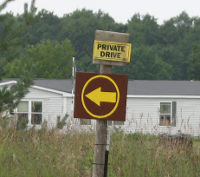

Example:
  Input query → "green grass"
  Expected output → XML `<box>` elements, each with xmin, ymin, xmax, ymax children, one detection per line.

<box><xmin>0</xmin><ymin>127</ymin><xmax>200</xmax><ymax>177</ymax></box>
<box><xmin>109</xmin><ymin>133</ymin><xmax>200</xmax><ymax>177</ymax></box>
<box><xmin>0</xmin><ymin>128</ymin><xmax>94</xmax><ymax>177</ymax></box>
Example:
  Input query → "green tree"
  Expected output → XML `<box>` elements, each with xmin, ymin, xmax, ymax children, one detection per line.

<box><xmin>5</xmin><ymin>39</ymin><xmax>75</xmax><ymax>78</ymax></box>
<box><xmin>188</xmin><ymin>44</ymin><xmax>200</xmax><ymax>80</ymax></box>
<box><xmin>59</xmin><ymin>9</ymin><xmax>122</xmax><ymax>72</ymax></box>
<box><xmin>158</xmin><ymin>46</ymin><xmax>185</xmax><ymax>79</ymax></box>
<box><xmin>159</xmin><ymin>12</ymin><xmax>196</xmax><ymax>79</ymax></box>
<box><xmin>127</xmin><ymin>14</ymin><xmax>160</xmax><ymax>46</ymax></box>
<box><xmin>20</xmin><ymin>10</ymin><xmax>61</xmax><ymax>45</ymax></box>
<box><xmin>0</xmin><ymin>77</ymin><xmax>32</xmax><ymax>113</ymax></box>
<box><xmin>113</xmin><ymin>46</ymin><xmax>173</xmax><ymax>80</ymax></box>
<box><xmin>0</xmin><ymin>0</ymin><xmax>39</xmax><ymax>114</ymax></box>
<box><xmin>159</xmin><ymin>12</ymin><xmax>192</xmax><ymax>45</ymax></box>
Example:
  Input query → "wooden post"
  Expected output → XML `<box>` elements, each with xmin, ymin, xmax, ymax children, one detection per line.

<box><xmin>92</xmin><ymin>30</ymin><xmax>130</xmax><ymax>177</ymax></box>
<box><xmin>92</xmin><ymin>64</ymin><xmax>112</xmax><ymax>177</ymax></box>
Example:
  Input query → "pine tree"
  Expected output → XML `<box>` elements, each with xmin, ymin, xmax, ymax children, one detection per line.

<box><xmin>0</xmin><ymin>0</ymin><xmax>39</xmax><ymax>115</ymax></box>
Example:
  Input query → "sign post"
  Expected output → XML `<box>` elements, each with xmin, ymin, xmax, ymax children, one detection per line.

<box><xmin>92</xmin><ymin>30</ymin><xmax>130</xmax><ymax>177</ymax></box>
<box><xmin>74</xmin><ymin>30</ymin><xmax>131</xmax><ymax>177</ymax></box>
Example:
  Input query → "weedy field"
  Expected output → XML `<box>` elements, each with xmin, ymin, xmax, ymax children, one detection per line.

<box><xmin>0</xmin><ymin>126</ymin><xmax>200</xmax><ymax>177</ymax></box>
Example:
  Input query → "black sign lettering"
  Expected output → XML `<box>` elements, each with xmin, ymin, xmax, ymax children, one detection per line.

<box><xmin>100</xmin><ymin>51</ymin><xmax>105</xmax><ymax>57</ymax></box>
<box><xmin>97</xmin><ymin>44</ymin><xmax>102</xmax><ymax>49</ymax></box>
<box><xmin>117</xmin><ymin>53</ymin><xmax>121</xmax><ymax>58</ymax></box>
<box><xmin>106</xmin><ymin>52</ymin><xmax>110</xmax><ymax>57</ymax></box>
<box><xmin>97</xmin><ymin>43</ymin><xmax>126</xmax><ymax>52</ymax></box>
<box><xmin>102</xmin><ymin>44</ymin><xmax>106</xmax><ymax>50</ymax></box>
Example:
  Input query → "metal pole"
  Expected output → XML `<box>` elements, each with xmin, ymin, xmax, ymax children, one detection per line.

<box><xmin>71</xmin><ymin>57</ymin><xmax>75</xmax><ymax>115</ymax></box>
<box><xmin>104</xmin><ymin>128</ymin><xmax>110</xmax><ymax>177</ymax></box>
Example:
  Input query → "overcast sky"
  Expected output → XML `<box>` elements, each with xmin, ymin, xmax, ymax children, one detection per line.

<box><xmin>3</xmin><ymin>0</ymin><xmax>200</xmax><ymax>24</ymax></box>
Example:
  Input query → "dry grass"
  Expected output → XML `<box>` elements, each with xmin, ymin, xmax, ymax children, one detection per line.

<box><xmin>0</xmin><ymin>126</ymin><xmax>94</xmax><ymax>177</ymax></box>
<box><xmin>0</xmin><ymin>126</ymin><xmax>200</xmax><ymax>177</ymax></box>
<box><xmin>109</xmin><ymin>133</ymin><xmax>200</xmax><ymax>177</ymax></box>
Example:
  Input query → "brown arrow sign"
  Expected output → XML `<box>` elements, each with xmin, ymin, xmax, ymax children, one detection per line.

<box><xmin>74</xmin><ymin>72</ymin><xmax>128</xmax><ymax>121</ymax></box>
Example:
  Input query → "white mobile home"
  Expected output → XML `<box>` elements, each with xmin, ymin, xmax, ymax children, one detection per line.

<box><xmin>1</xmin><ymin>79</ymin><xmax>200</xmax><ymax>136</ymax></box>
<box><xmin>0</xmin><ymin>79</ymin><xmax>74</xmax><ymax>129</ymax></box>
<box><xmin>124</xmin><ymin>80</ymin><xmax>200</xmax><ymax>136</ymax></box>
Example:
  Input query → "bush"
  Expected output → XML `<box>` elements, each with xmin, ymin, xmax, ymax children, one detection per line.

<box><xmin>56</xmin><ymin>114</ymin><xmax>68</xmax><ymax>129</ymax></box>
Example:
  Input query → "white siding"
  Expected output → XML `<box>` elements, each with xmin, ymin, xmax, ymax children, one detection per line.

<box><xmin>65</xmin><ymin>96</ymin><xmax>79</xmax><ymax>126</ymax></box>
<box><xmin>123</xmin><ymin>98</ymin><xmax>160</xmax><ymax>134</ymax></box>
<box><xmin>121</xmin><ymin>97</ymin><xmax>200</xmax><ymax>136</ymax></box>
<box><xmin>24</xmin><ymin>87</ymin><xmax>64</xmax><ymax>128</ymax></box>
<box><xmin>66</xmin><ymin>96</ymin><xmax>200</xmax><ymax>136</ymax></box>
<box><xmin>176</xmin><ymin>99</ymin><xmax>200</xmax><ymax>136</ymax></box>
<box><xmin>66</xmin><ymin>96</ymin><xmax>73</xmax><ymax>117</ymax></box>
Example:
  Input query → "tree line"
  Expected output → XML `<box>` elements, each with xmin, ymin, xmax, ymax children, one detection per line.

<box><xmin>1</xmin><ymin>8</ymin><xmax>200</xmax><ymax>80</ymax></box>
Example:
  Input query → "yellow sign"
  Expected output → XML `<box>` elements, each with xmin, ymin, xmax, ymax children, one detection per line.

<box><xmin>93</xmin><ymin>40</ymin><xmax>131</xmax><ymax>63</ymax></box>
<box><xmin>81</xmin><ymin>75</ymin><xmax>120</xmax><ymax>119</ymax></box>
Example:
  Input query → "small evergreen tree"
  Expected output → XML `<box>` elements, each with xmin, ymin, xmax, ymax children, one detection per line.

<box><xmin>0</xmin><ymin>0</ymin><xmax>39</xmax><ymax>116</ymax></box>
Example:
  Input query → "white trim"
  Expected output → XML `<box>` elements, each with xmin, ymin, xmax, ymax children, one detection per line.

<box><xmin>0</xmin><ymin>81</ymin><xmax>72</xmax><ymax>97</ymax></box>
<box><xmin>127</xmin><ymin>95</ymin><xmax>200</xmax><ymax>99</ymax></box>
<box><xmin>28</xmin><ymin>100</ymin><xmax>31</xmax><ymax>126</ymax></box>
<box><xmin>0</xmin><ymin>80</ymin><xmax>17</xmax><ymax>86</ymax></box>
<box><xmin>31</xmin><ymin>85</ymin><xmax>72</xmax><ymax>97</ymax></box>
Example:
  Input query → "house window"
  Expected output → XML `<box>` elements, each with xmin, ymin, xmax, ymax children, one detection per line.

<box><xmin>80</xmin><ymin>119</ymin><xmax>91</xmax><ymax>125</ymax></box>
<box><xmin>31</xmin><ymin>101</ymin><xmax>42</xmax><ymax>125</ymax></box>
<box><xmin>16</xmin><ymin>101</ymin><xmax>43</xmax><ymax>126</ymax></box>
<box><xmin>160</xmin><ymin>102</ymin><xmax>176</xmax><ymax>126</ymax></box>
<box><xmin>17</xmin><ymin>101</ymin><xmax>29</xmax><ymax>126</ymax></box>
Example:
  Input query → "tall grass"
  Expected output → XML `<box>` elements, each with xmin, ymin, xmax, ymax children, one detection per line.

<box><xmin>0</xmin><ymin>126</ymin><xmax>200</xmax><ymax>177</ymax></box>
<box><xmin>109</xmin><ymin>133</ymin><xmax>200</xmax><ymax>177</ymax></box>
<box><xmin>0</xmin><ymin>127</ymin><xmax>94</xmax><ymax>177</ymax></box>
